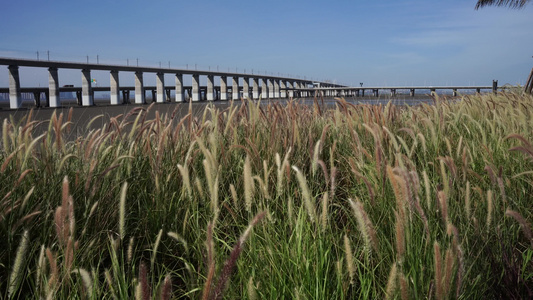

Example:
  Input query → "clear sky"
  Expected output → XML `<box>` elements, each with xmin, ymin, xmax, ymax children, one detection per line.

<box><xmin>0</xmin><ymin>0</ymin><xmax>532</xmax><ymax>87</ymax></box>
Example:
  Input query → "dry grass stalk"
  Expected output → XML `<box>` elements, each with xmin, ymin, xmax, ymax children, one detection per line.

<box><xmin>151</xmin><ymin>229</ymin><xmax>163</xmax><ymax>271</ymax></box>
<box><xmin>434</xmin><ymin>242</ymin><xmax>444</xmax><ymax>300</ymax></box>
<box><xmin>244</xmin><ymin>155</ymin><xmax>254</xmax><ymax>213</ymax></box>
<box><xmin>292</xmin><ymin>166</ymin><xmax>316</xmax><ymax>223</ymax></box>
<box><xmin>8</xmin><ymin>229</ymin><xmax>29</xmax><ymax>298</ymax></box>
<box><xmin>119</xmin><ymin>181</ymin><xmax>128</xmax><ymax>240</ymax></box>
<box><xmin>311</xmin><ymin>140</ymin><xmax>321</xmax><ymax>176</ymax></box>
<box><xmin>320</xmin><ymin>192</ymin><xmax>329</xmax><ymax>232</ymax></box>
<box><xmin>443</xmin><ymin>249</ymin><xmax>455</xmax><ymax>299</ymax></box>
<box><xmin>46</xmin><ymin>248</ymin><xmax>58</xmax><ymax>291</ymax></box>
<box><xmin>387</xmin><ymin>166</ymin><xmax>406</xmax><ymax>221</ymax></box>
<box><xmin>230</xmin><ymin>184</ymin><xmax>238</xmax><ymax>210</ymax></box>
<box><xmin>385</xmin><ymin>262</ymin><xmax>398</xmax><ymax>300</ymax></box>
<box><xmin>437</xmin><ymin>190</ymin><xmax>448</xmax><ymax>223</ymax></box>
<box><xmin>486</xmin><ymin>190</ymin><xmax>493</xmax><ymax>230</ymax></box>
<box><xmin>247</xmin><ymin>277</ymin><xmax>258</xmax><ymax>300</ymax></box>
<box><xmin>202</xmin><ymin>222</ymin><xmax>215</xmax><ymax>300</ymax></box>
<box><xmin>344</xmin><ymin>234</ymin><xmax>355</xmax><ymax>284</ymax></box>
<box><xmin>160</xmin><ymin>274</ymin><xmax>172</xmax><ymax>300</ymax></box>
<box><xmin>395</xmin><ymin>211</ymin><xmax>405</xmax><ymax>261</ymax></box>
<box><xmin>36</xmin><ymin>245</ymin><xmax>46</xmax><ymax>291</ymax></box>
<box><xmin>399</xmin><ymin>273</ymin><xmax>409</xmax><ymax>300</ymax></box>
<box><xmin>275</xmin><ymin>148</ymin><xmax>292</xmax><ymax>197</ymax></box>
<box><xmin>465</xmin><ymin>181</ymin><xmax>471</xmax><ymax>221</ymax></box>
<box><xmin>74</xmin><ymin>268</ymin><xmax>93</xmax><ymax>298</ymax></box>
<box><xmin>505</xmin><ymin>208</ymin><xmax>533</xmax><ymax>246</ymax></box>
<box><xmin>127</xmin><ymin>237</ymin><xmax>134</xmax><ymax>263</ymax></box>
<box><xmin>138</xmin><ymin>262</ymin><xmax>150</xmax><ymax>300</ymax></box>
<box><xmin>349</xmin><ymin>198</ymin><xmax>379</xmax><ymax>254</ymax></box>
<box><xmin>211</xmin><ymin>211</ymin><xmax>266</xmax><ymax>300</ymax></box>
<box><xmin>177</xmin><ymin>163</ymin><xmax>192</xmax><ymax>199</ymax></box>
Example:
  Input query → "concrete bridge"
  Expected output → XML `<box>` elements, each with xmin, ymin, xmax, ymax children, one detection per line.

<box><xmin>308</xmin><ymin>82</ymin><xmax>498</xmax><ymax>98</ymax></box>
<box><xmin>0</xmin><ymin>57</ymin><xmax>343</xmax><ymax>109</ymax></box>
<box><xmin>0</xmin><ymin>57</ymin><xmax>498</xmax><ymax>109</ymax></box>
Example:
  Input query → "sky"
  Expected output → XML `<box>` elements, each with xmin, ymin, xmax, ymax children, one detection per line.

<box><xmin>0</xmin><ymin>0</ymin><xmax>532</xmax><ymax>87</ymax></box>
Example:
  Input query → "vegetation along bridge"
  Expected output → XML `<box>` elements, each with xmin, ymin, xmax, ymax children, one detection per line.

<box><xmin>0</xmin><ymin>58</ymin><xmax>497</xmax><ymax>109</ymax></box>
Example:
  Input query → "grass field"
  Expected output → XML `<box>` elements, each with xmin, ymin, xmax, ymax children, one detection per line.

<box><xmin>1</xmin><ymin>92</ymin><xmax>532</xmax><ymax>299</ymax></box>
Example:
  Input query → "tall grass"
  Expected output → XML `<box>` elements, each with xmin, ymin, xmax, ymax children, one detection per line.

<box><xmin>1</xmin><ymin>92</ymin><xmax>533</xmax><ymax>298</ymax></box>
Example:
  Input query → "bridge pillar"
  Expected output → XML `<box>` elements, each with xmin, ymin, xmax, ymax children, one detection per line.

<box><xmin>373</xmin><ymin>89</ymin><xmax>378</xmax><ymax>97</ymax></box>
<box><xmin>232</xmin><ymin>77</ymin><xmax>240</xmax><ymax>100</ymax></box>
<box><xmin>81</xmin><ymin>69</ymin><xmax>94</xmax><ymax>106</ymax></box>
<box><xmin>288</xmin><ymin>81</ymin><xmax>294</xmax><ymax>98</ymax></box>
<box><xmin>261</xmin><ymin>78</ymin><xmax>268</xmax><ymax>99</ymax></box>
<box><xmin>252</xmin><ymin>78</ymin><xmax>259</xmax><ymax>99</ymax></box>
<box><xmin>280</xmin><ymin>80</ymin><xmax>287</xmax><ymax>98</ymax></box>
<box><xmin>8</xmin><ymin>65</ymin><xmax>22</xmax><ymax>109</ymax></box>
<box><xmin>166</xmin><ymin>89</ymin><xmax>171</xmax><ymax>102</ymax></box>
<box><xmin>33</xmin><ymin>92</ymin><xmax>41</xmax><ymax>108</ymax></box>
<box><xmin>135</xmin><ymin>71</ymin><xmax>145</xmax><ymax>104</ymax></box>
<box><xmin>274</xmin><ymin>80</ymin><xmax>280</xmax><ymax>98</ymax></box>
<box><xmin>156</xmin><ymin>72</ymin><xmax>165</xmax><ymax>103</ymax></box>
<box><xmin>175</xmin><ymin>74</ymin><xmax>184</xmax><ymax>102</ymax></box>
<box><xmin>110</xmin><ymin>70</ymin><xmax>120</xmax><ymax>105</ymax></box>
<box><xmin>48</xmin><ymin>67</ymin><xmax>61</xmax><ymax>107</ymax></box>
<box><xmin>268</xmin><ymin>79</ymin><xmax>274</xmax><ymax>99</ymax></box>
<box><xmin>207</xmin><ymin>75</ymin><xmax>214</xmax><ymax>101</ymax></box>
<box><xmin>390</xmin><ymin>89</ymin><xmax>396</xmax><ymax>97</ymax></box>
<box><xmin>452</xmin><ymin>89</ymin><xmax>457</xmax><ymax>97</ymax></box>
<box><xmin>192</xmin><ymin>74</ymin><xmax>200</xmax><ymax>101</ymax></box>
<box><xmin>220</xmin><ymin>76</ymin><xmax>228</xmax><ymax>100</ymax></box>
<box><xmin>476</xmin><ymin>88</ymin><xmax>481</xmax><ymax>93</ymax></box>
<box><xmin>122</xmin><ymin>90</ymin><xmax>130</xmax><ymax>104</ymax></box>
<box><xmin>242</xmin><ymin>77</ymin><xmax>249</xmax><ymax>99</ymax></box>
<box><xmin>410</xmin><ymin>89</ymin><xmax>415</xmax><ymax>97</ymax></box>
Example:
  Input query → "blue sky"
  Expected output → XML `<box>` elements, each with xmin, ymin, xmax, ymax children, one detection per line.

<box><xmin>0</xmin><ymin>0</ymin><xmax>532</xmax><ymax>87</ymax></box>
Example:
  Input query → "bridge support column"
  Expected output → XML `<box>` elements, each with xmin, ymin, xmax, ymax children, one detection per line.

<box><xmin>81</xmin><ymin>69</ymin><xmax>93</xmax><ymax>106</ymax></box>
<box><xmin>192</xmin><ymin>74</ymin><xmax>200</xmax><ymax>101</ymax></box>
<box><xmin>110</xmin><ymin>70</ymin><xmax>120</xmax><ymax>105</ymax></box>
<box><xmin>242</xmin><ymin>77</ymin><xmax>249</xmax><ymax>99</ymax></box>
<box><xmin>391</xmin><ymin>89</ymin><xmax>396</xmax><ymax>97</ymax></box>
<box><xmin>156</xmin><ymin>72</ymin><xmax>165</xmax><ymax>103</ymax></box>
<box><xmin>122</xmin><ymin>90</ymin><xmax>130</xmax><ymax>104</ymax></box>
<box><xmin>135</xmin><ymin>71</ymin><xmax>145</xmax><ymax>104</ymax></box>
<box><xmin>373</xmin><ymin>89</ymin><xmax>378</xmax><ymax>97</ymax></box>
<box><xmin>33</xmin><ymin>92</ymin><xmax>41</xmax><ymax>108</ymax></box>
<box><xmin>207</xmin><ymin>75</ymin><xmax>214</xmax><ymax>101</ymax></box>
<box><xmin>288</xmin><ymin>81</ymin><xmax>294</xmax><ymax>98</ymax></box>
<box><xmin>252</xmin><ymin>78</ymin><xmax>259</xmax><ymax>99</ymax></box>
<box><xmin>175</xmin><ymin>74</ymin><xmax>184</xmax><ymax>102</ymax></box>
<box><xmin>452</xmin><ymin>89</ymin><xmax>457</xmax><ymax>97</ymax></box>
<box><xmin>48</xmin><ymin>67</ymin><xmax>60</xmax><ymax>107</ymax></box>
<box><xmin>280</xmin><ymin>81</ymin><xmax>287</xmax><ymax>98</ymax></box>
<box><xmin>220</xmin><ymin>76</ymin><xmax>228</xmax><ymax>100</ymax></box>
<box><xmin>232</xmin><ymin>77</ymin><xmax>240</xmax><ymax>100</ymax></box>
<box><xmin>410</xmin><ymin>89</ymin><xmax>415</xmax><ymax>97</ymax></box>
<box><xmin>274</xmin><ymin>80</ymin><xmax>280</xmax><ymax>98</ymax></box>
<box><xmin>166</xmin><ymin>89</ymin><xmax>171</xmax><ymax>102</ymax></box>
<box><xmin>268</xmin><ymin>79</ymin><xmax>274</xmax><ymax>99</ymax></box>
<box><xmin>261</xmin><ymin>78</ymin><xmax>268</xmax><ymax>99</ymax></box>
<box><xmin>8</xmin><ymin>65</ymin><xmax>22</xmax><ymax>109</ymax></box>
